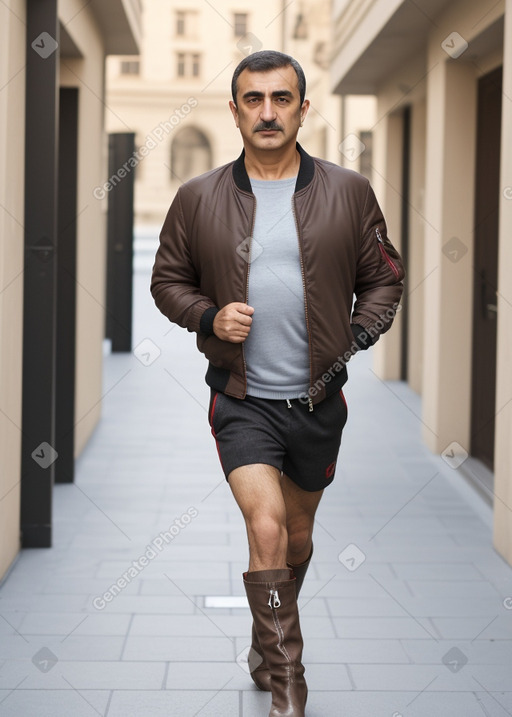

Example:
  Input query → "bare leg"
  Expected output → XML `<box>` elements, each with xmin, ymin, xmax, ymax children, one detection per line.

<box><xmin>228</xmin><ymin>465</ymin><xmax>324</xmax><ymax>570</ymax></box>
<box><xmin>281</xmin><ymin>472</ymin><xmax>323</xmax><ymax>566</ymax></box>
<box><xmin>228</xmin><ymin>463</ymin><xmax>288</xmax><ymax>571</ymax></box>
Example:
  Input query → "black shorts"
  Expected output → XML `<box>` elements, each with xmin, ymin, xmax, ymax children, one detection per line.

<box><xmin>207</xmin><ymin>388</ymin><xmax>348</xmax><ymax>492</ymax></box>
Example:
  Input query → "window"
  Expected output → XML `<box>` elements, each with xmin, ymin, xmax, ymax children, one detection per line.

<box><xmin>177</xmin><ymin>53</ymin><xmax>186</xmax><ymax>77</ymax></box>
<box><xmin>293</xmin><ymin>13</ymin><xmax>308</xmax><ymax>40</ymax></box>
<box><xmin>176</xmin><ymin>10</ymin><xmax>185</xmax><ymax>35</ymax></box>
<box><xmin>234</xmin><ymin>13</ymin><xmax>248</xmax><ymax>37</ymax></box>
<box><xmin>171</xmin><ymin>127</ymin><xmax>212</xmax><ymax>183</ymax></box>
<box><xmin>192</xmin><ymin>54</ymin><xmax>200</xmax><ymax>77</ymax></box>
<box><xmin>120</xmin><ymin>60</ymin><xmax>140</xmax><ymax>75</ymax></box>
<box><xmin>175</xmin><ymin>10</ymin><xmax>198</xmax><ymax>37</ymax></box>
<box><xmin>176</xmin><ymin>53</ymin><xmax>201</xmax><ymax>79</ymax></box>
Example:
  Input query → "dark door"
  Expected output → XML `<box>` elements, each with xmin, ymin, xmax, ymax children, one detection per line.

<box><xmin>471</xmin><ymin>66</ymin><xmax>502</xmax><ymax>471</ymax></box>
<box><xmin>21</xmin><ymin>0</ymin><xmax>59</xmax><ymax>547</ymax></box>
<box><xmin>55</xmin><ymin>87</ymin><xmax>79</xmax><ymax>483</ymax></box>
<box><xmin>105</xmin><ymin>133</ymin><xmax>135</xmax><ymax>352</ymax></box>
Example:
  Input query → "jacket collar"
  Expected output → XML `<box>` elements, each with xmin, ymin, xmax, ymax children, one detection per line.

<box><xmin>232</xmin><ymin>142</ymin><xmax>315</xmax><ymax>194</ymax></box>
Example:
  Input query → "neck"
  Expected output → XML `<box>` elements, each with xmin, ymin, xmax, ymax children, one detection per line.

<box><xmin>244</xmin><ymin>141</ymin><xmax>300</xmax><ymax>180</ymax></box>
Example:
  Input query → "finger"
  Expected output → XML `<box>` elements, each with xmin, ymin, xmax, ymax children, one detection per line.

<box><xmin>234</xmin><ymin>303</ymin><xmax>255</xmax><ymax>315</ymax></box>
<box><xmin>236</xmin><ymin>314</ymin><xmax>253</xmax><ymax>327</ymax></box>
<box><xmin>234</xmin><ymin>329</ymin><xmax>250</xmax><ymax>340</ymax></box>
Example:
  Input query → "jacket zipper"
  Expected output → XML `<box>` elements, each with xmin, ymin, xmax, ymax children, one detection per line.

<box><xmin>292</xmin><ymin>196</ymin><xmax>314</xmax><ymax>412</ymax></box>
<box><xmin>241</xmin><ymin>196</ymin><xmax>258</xmax><ymax>397</ymax></box>
<box><xmin>375</xmin><ymin>227</ymin><xmax>400</xmax><ymax>279</ymax></box>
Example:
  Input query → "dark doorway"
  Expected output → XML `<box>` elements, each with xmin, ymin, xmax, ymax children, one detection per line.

<box><xmin>105</xmin><ymin>132</ymin><xmax>135</xmax><ymax>352</ymax></box>
<box><xmin>55</xmin><ymin>87</ymin><xmax>79</xmax><ymax>483</ymax></box>
<box><xmin>400</xmin><ymin>106</ymin><xmax>411</xmax><ymax>381</ymax></box>
<box><xmin>21</xmin><ymin>0</ymin><xmax>59</xmax><ymax>547</ymax></box>
<box><xmin>471</xmin><ymin>66</ymin><xmax>502</xmax><ymax>471</ymax></box>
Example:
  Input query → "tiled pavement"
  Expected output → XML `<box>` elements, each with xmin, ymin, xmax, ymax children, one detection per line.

<box><xmin>1</xmin><ymin>260</ymin><xmax>512</xmax><ymax>717</ymax></box>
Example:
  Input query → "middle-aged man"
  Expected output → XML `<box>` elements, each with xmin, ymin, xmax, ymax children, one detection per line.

<box><xmin>151</xmin><ymin>50</ymin><xmax>404</xmax><ymax>717</ymax></box>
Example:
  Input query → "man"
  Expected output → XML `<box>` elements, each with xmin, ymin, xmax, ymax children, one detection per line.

<box><xmin>151</xmin><ymin>50</ymin><xmax>404</xmax><ymax>717</ymax></box>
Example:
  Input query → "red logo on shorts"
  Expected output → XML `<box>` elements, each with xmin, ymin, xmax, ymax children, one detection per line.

<box><xmin>325</xmin><ymin>461</ymin><xmax>336</xmax><ymax>479</ymax></box>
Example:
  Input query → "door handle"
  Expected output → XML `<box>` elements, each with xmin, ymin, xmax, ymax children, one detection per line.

<box><xmin>486</xmin><ymin>303</ymin><xmax>497</xmax><ymax>317</ymax></box>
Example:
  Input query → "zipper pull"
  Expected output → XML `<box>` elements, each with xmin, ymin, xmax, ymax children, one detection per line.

<box><xmin>308</xmin><ymin>397</ymin><xmax>314</xmax><ymax>412</ymax></box>
<box><xmin>286</xmin><ymin>399</ymin><xmax>292</xmax><ymax>409</ymax></box>
<box><xmin>375</xmin><ymin>227</ymin><xmax>383</xmax><ymax>243</ymax></box>
<box><xmin>268</xmin><ymin>588</ymin><xmax>281</xmax><ymax>608</ymax></box>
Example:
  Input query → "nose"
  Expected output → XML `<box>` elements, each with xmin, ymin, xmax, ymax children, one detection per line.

<box><xmin>260</xmin><ymin>97</ymin><xmax>276</xmax><ymax>122</ymax></box>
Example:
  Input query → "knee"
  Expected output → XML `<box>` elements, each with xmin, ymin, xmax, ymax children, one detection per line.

<box><xmin>247</xmin><ymin>512</ymin><xmax>287</xmax><ymax>547</ymax></box>
<box><xmin>287</xmin><ymin>526</ymin><xmax>311</xmax><ymax>558</ymax></box>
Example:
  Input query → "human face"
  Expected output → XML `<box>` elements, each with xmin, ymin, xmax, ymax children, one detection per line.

<box><xmin>229</xmin><ymin>65</ymin><xmax>309</xmax><ymax>153</ymax></box>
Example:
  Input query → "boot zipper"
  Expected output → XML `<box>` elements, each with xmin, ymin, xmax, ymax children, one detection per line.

<box><xmin>268</xmin><ymin>586</ymin><xmax>291</xmax><ymax>662</ymax></box>
<box><xmin>268</xmin><ymin>588</ymin><xmax>281</xmax><ymax>608</ymax></box>
<box><xmin>375</xmin><ymin>227</ymin><xmax>400</xmax><ymax>279</ymax></box>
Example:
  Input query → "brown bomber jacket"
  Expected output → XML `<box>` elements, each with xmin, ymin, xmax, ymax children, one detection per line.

<box><xmin>151</xmin><ymin>143</ymin><xmax>405</xmax><ymax>406</ymax></box>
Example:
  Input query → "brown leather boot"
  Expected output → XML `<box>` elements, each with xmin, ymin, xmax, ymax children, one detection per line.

<box><xmin>244</xmin><ymin>568</ymin><xmax>308</xmax><ymax>717</ymax></box>
<box><xmin>248</xmin><ymin>546</ymin><xmax>313</xmax><ymax>691</ymax></box>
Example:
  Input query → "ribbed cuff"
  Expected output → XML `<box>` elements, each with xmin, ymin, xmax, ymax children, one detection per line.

<box><xmin>199</xmin><ymin>306</ymin><xmax>220</xmax><ymax>336</ymax></box>
<box><xmin>351</xmin><ymin>323</ymin><xmax>374</xmax><ymax>351</ymax></box>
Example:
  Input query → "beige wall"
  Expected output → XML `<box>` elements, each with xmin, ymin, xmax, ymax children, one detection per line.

<box><xmin>407</xmin><ymin>99</ymin><xmax>426</xmax><ymax>395</ymax></box>
<box><xmin>331</xmin><ymin>0</ymin><xmax>512</xmax><ymax>565</ymax></box>
<box><xmin>420</xmin><ymin>0</ymin><xmax>505</xmax><ymax>454</ymax></box>
<box><xmin>0</xmin><ymin>0</ymin><xmax>25</xmax><ymax>581</ymax></box>
<box><xmin>59</xmin><ymin>1</ymin><xmax>109</xmax><ymax>456</ymax></box>
<box><xmin>493</xmin><ymin>0</ymin><xmax>512</xmax><ymax>563</ymax></box>
<box><xmin>0</xmin><ymin>0</ymin><xmax>138</xmax><ymax>581</ymax></box>
<box><xmin>363</xmin><ymin>51</ymin><xmax>427</xmax><ymax>383</ymax></box>
<box><xmin>338</xmin><ymin>95</ymin><xmax>377</xmax><ymax>178</ymax></box>
<box><xmin>421</xmin><ymin>57</ymin><xmax>477</xmax><ymax>454</ymax></box>
<box><xmin>371</xmin><ymin>108</ymin><xmax>404</xmax><ymax>382</ymax></box>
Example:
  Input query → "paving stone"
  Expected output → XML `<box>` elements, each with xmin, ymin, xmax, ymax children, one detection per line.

<box><xmin>85</xmin><ymin>595</ymin><xmax>196</xmax><ymax>615</ymax></box>
<box><xmin>0</xmin><ymin>689</ymin><xmax>110</xmax><ymax>717</ymax></box>
<box><xmin>129</xmin><ymin>613</ymin><xmax>238</xmax><ymax>638</ymax></box>
<box><xmin>401</xmin><ymin>638</ymin><xmax>512</xmax><ymax>665</ymax></box>
<box><xmin>350</xmin><ymin>662</ymin><xmax>512</xmax><ymax>693</ymax></box>
<box><xmin>0</xmin><ymin>659</ymin><xmax>165</xmax><ymax>690</ymax></box>
<box><xmin>0</xmin><ymin>635</ymin><xmax>124</xmax><ymax>661</ymax></box>
<box><xmin>333</xmin><ymin>616</ymin><xmax>438</xmax><ymax>640</ymax></box>
<box><xmin>430</xmin><ymin>615</ymin><xmax>512</xmax><ymax>640</ymax></box>
<box><xmin>122</xmin><ymin>635</ymin><xmax>234</xmax><ymax>661</ymax></box>
<box><xmin>405</xmin><ymin>580</ymin><xmax>499</xmax><ymax>597</ymax></box>
<box><xmin>107</xmin><ymin>689</ymin><xmax>239</xmax><ymax>717</ymax></box>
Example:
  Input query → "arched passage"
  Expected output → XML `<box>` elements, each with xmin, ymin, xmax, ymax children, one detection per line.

<box><xmin>170</xmin><ymin>127</ymin><xmax>212</xmax><ymax>182</ymax></box>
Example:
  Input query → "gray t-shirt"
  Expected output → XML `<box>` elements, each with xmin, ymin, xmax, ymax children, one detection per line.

<box><xmin>244</xmin><ymin>176</ymin><xmax>310</xmax><ymax>399</ymax></box>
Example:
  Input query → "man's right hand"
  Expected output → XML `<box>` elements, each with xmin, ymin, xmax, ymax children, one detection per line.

<box><xmin>213</xmin><ymin>302</ymin><xmax>254</xmax><ymax>343</ymax></box>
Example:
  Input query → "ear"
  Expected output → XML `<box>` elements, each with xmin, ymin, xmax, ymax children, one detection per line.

<box><xmin>229</xmin><ymin>100</ymin><xmax>239</xmax><ymax>128</ymax></box>
<box><xmin>300</xmin><ymin>99</ymin><xmax>310</xmax><ymax>126</ymax></box>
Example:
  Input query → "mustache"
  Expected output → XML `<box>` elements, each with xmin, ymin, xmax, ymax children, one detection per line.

<box><xmin>254</xmin><ymin>121</ymin><xmax>283</xmax><ymax>132</ymax></box>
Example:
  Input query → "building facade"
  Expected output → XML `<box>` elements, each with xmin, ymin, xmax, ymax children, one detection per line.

<box><xmin>105</xmin><ymin>0</ymin><xmax>343</xmax><ymax>227</ymax></box>
<box><xmin>0</xmin><ymin>0</ymin><xmax>141</xmax><ymax>581</ymax></box>
<box><xmin>331</xmin><ymin>0</ymin><xmax>512</xmax><ymax>565</ymax></box>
